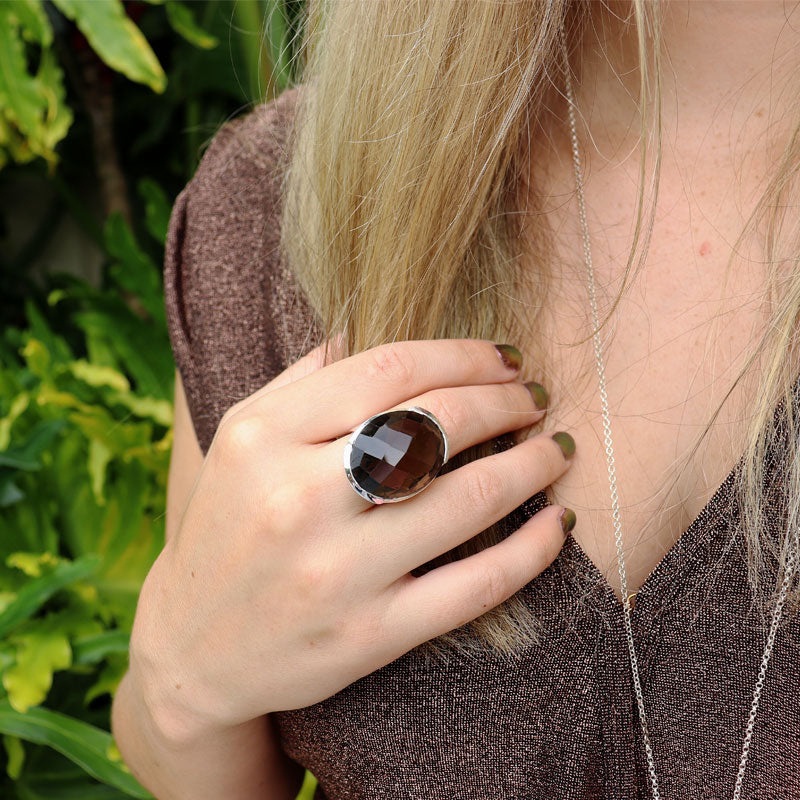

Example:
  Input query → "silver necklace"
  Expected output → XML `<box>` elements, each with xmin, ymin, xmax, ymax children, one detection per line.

<box><xmin>559</xmin><ymin>30</ymin><xmax>798</xmax><ymax>800</ymax></box>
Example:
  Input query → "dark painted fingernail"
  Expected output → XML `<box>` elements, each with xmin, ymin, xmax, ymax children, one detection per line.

<box><xmin>552</xmin><ymin>431</ymin><xmax>576</xmax><ymax>459</ymax></box>
<box><xmin>524</xmin><ymin>381</ymin><xmax>548</xmax><ymax>410</ymax></box>
<box><xmin>559</xmin><ymin>507</ymin><xmax>577</xmax><ymax>536</ymax></box>
<box><xmin>494</xmin><ymin>344</ymin><xmax>522</xmax><ymax>371</ymax></box>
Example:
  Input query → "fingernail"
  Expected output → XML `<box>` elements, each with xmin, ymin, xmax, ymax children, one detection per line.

<box><xmin>559</xmin><ymin>507</ymin><xmax>577</xmax><ymax>536</ymax></box>
<box><xmin>494</xmin><ymin>344</ymin><xmax>522</xmax><ymax>371</ymax></box>
<box><xmin>552</xmin><ymin>431</ymin><xmax>576</xmax><ymax>459</ymax></box>
<box><xmin>524</xmin><ymin>381</ymin><xmax>548</xmax><ymax>410</ymax></box>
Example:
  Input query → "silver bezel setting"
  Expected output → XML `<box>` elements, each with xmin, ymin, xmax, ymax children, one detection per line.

<box><xmin>342</xmin><ymin>405</ymin><xmax>449</xmax><ymax>505</ymax></box>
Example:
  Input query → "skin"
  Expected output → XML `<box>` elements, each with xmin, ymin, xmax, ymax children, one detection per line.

<box><xmin>524</xmin><ymin>0</ymin><xmax>800</xmax><ymax>601</ymax></box>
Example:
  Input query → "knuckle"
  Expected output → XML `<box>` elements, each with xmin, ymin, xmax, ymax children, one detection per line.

<box><xmin>463</xmin><ymin>465</ymin><xmax>504</xmax><ymax>511</ymax></box>
<box><xmin>364</xmin><ymin>344</ymin><xmax>415</xmax><ymax>386</ymax></box>
<box><xmin>459</xmin><ymin>339</ymin><xmax>488</xmax><ymax>377</ymax></box>
<box><xmin>530</xmin><ymin>435</ymin><xmax>563</xmax><ymax>477</ymax></box>
<box><xmin>219</xmin><ymin>399</ymin><xmax>246</xmax><ymax>427</ymax></box>
<box><xmin>420</xmin><ymin>395</ymin><xmax>460</xmax><ymax>438</ymax></box>
<box><xmin>217</xmin><ymin>414</ymin><xmax>267</xmax><ymax>459</ymax></box>
<box><xmin>476</xmin><ymin>557</ymin><xmax>511</xmax><ymax>610</ymax></box>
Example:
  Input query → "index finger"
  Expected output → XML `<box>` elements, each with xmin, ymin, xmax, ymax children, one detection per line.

<box><xmin>265</xmin><ymin>339</ymin><xmax>523</xmax><ymax>443</ymax></box>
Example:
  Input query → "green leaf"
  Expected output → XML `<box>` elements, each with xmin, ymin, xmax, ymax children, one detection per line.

<box><xmin>85</xmin><ymin>652</ymin><xmax>127</xmax><ymax>704</ymax></box>
<box><xmin>16</xmin><ymin>773</ymin><xmax>133</xmax><ymax>800</ymax></box>
<box><xmin>0</xmin><ymin>5</ymin><xmax>47</xmax><ymax>146</ymax></box>
<box><xmin>0</xmin><ymin>700</ymin><xmax>153</xmax><ymax>798</ymax></box>
<box><xmin>6</xmin><ymin>1</ymin><xmax>52</xmax><ymax>46</ymax></box>
<box><xmin>4</xmin><ymin>627</ymin><xmax>72</xmax><ymax>712</ymax></box>
<box><xmin>0</xmin><ymin>480</ymin><xmax>25</xmax><ymax>506</ymax></box>
<box><xmin>72</xmin><ymin>311</ymin><xmax>172</xmax><ymax>399</ymax></box>
<box><xmin>0</xmin><ymin>555</ymin><xmax>99</xmax><ymax>640</ymax></box>
<box><xmin>165</xmin><ymin>2</ymin><xmax>218</xmax><ymax>50</ymax></box>
<box><xmin>0</xmin><ymin>418</ymin><xmax>69</xmax><ymax>470</ymax></box>
<box><xmin>50</xmin><ymin>0</ymin><xmax>166</xmax><ymax>94</ymax></box>
<box><xmin>21</xmin><ymin>338</ymin><xmax>50</xmax><ymax>379</ymax></box>
<box><xmin>0</xmin><ymin>392</ymin><xmax>30</xmax><ymax>451</ymax></box>
<box><xmin>24</xmin><ymin>300</ymin><xmax>73</xmax><ymax>365</ymax></box>
<box><xmin>72</xmin><ymin>630</ymin><xmax>129</xmax><ymax>666</ymax></box>
<box><xmin>136</xmin><ymin>178</ymin><xmax>170</xmax><ymax>245</ymax></box>
<box><xmin>264</xmin><ymin>0</ymin><xmax>293</xmax><ymax>94</ymax></box>
<box><xmin>103</xmin><ymin>214</ymin><xmax>165</xmax><ymax>326</ymax></box>
<box><xmin>2</xmin><ymin>732</ymin><xmax>25</xmax><ymax>779</ymax></box>
<box><xmin>0</xmin><ymin>4</ymin><xmax>71</xmax><ymax>170</ymax></box>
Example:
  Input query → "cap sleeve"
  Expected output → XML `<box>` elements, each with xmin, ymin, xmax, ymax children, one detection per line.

<box><xmin>163</xmin><ymin>86</ymin><xmax>322</xmax><ymax>456</ymax></box>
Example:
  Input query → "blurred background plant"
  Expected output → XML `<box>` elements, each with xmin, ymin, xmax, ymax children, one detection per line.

<box><xmin>0</xmin><ymin>1</ymin><xmax>316</xmax><ymax>797</ymax></box>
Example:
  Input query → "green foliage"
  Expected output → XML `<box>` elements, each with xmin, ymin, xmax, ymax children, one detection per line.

<box><xmin>0</xmin><ymin>1</ymin><xmax>320</xmax><ymax>796</ymax></box>
<box><xmin>0</xmin><ymin>184</ymin><xmax>170</xmax><ymax>796</ymax></box>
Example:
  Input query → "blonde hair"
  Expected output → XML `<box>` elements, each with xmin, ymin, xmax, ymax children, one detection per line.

<box><xmin>278</xmin><ymin>0</ymin><xmax>800</xmax><ymax>661</ymax></box>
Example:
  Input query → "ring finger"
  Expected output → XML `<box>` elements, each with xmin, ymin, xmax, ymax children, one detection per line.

<box><xmin>311</xmin><ymin>378</ymin><xmax>549</xmax><ymax>519</ymax></box>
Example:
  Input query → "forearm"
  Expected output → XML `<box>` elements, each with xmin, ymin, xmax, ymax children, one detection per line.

<box><xmin>111</xmin><ymin>669</ymin><xmax>304</xmax><ymax>800</ymax></box>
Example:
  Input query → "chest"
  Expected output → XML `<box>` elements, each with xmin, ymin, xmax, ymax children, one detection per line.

<box><xmin>523</xmin><ymin>151</ymin><xmax>774</xmax><ymax>602</ymax></box>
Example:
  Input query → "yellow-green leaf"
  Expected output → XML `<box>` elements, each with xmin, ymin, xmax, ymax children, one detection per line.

<box><xmin>0</xmin><ymin>392</ymin><xmax>29</xmax><ymax>451</ymax></box>
<box><xmin>4</xmin><ymin>628</ymin><xmax>72</xmax><ymax>713</ymax></box>
<box><xmin>0</xmin><ymin>593</ymin><xmax>17</xmax><ymax>616</ymax></box>
<box><xmin>88</xmin><ymin>438</ymin><xmax>111</xmax><ymax>506</ymax></box>
<box><xmin>69</xmin><ymin>359</ymin><xmax>130</xmax><ymax>393</ymax></box>
<box><xmin>2</xmin><ymin>733</ymin><xmax>24</xmax><ymax>780</ymax></box>
<box><xmin>165</xmin><ymin>1</ymin><xmax>218</xmax><ymax>49</ymax></box>
<box><xmin>6</xmin><ymin>551</ymin><xmax>59</xmax><ymax>578</ymax></box>
<box><xmin>107</xmin><ymin>391</ymin><xmax>173</xmax><ymax>426</ymax></box>
<box><xmin>21</xmin><ymin>338</ymin><xmax>49</xmax><ymax>379</ymax></box>
<box><xmin>51</xmin><ymin>0</ymin><xmax>167</xmax><ymax>93</ymax></box>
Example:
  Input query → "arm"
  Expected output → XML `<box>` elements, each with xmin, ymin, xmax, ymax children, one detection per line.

<box><xmin>110</xmin><ymin>369</ymin><xmax>306</xmax><ymax>800</ymax></box>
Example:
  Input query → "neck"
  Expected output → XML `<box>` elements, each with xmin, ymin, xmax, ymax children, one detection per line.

<box><xmin>567</xmin><ymin>0</ymin><xmax>800</xmax><ymax>160</ymax></box>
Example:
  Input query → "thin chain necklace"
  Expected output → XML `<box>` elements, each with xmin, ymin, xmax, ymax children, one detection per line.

<box><xmin>559</xmin><ymin>29</ymin><xmax>798</xmax><ymax>800</ymax></box>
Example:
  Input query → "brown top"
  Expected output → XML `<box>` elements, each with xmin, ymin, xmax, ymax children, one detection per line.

<box><xmin>163</xmin><ymin>87</ymin><xmax>800</xmax><ymax>799</ymax></box>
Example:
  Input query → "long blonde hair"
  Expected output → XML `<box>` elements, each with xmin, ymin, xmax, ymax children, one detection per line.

<box><xmin>278</xmin><ymin>0</ymin><xmax>800</xmax><ymax>660</ymax></box>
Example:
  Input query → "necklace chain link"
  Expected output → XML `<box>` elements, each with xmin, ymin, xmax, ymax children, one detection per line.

<box><xmin>559</xmin><ymin>27</ymin><xmax>797</xmax><ymax>800</ymax></box>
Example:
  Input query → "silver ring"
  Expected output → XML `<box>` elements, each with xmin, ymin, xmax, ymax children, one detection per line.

<box><xmin>343</xmin><ymin>406</ymin><xmax>449</xmax><ymax>505</ymax></box>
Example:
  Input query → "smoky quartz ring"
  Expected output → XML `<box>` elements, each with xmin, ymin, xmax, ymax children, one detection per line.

<box><xmin>343</xmin><ymin>406</ymin><xmax>449</xmax><ymax>504</ymax></box>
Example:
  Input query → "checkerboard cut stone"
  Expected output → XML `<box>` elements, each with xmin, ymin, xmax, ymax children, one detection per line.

<box><xmin>348</xmin><ymin>409</ymin><xmax>446</xmax><ymax>501</ymax></box>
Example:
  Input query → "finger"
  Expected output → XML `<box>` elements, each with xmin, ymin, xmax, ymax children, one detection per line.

<box><xmin>382</xmin><ymin>379</ymin><xmax>548</xmax><ymax>457</ymax></box>
<box><xmin>361</xmin><ymin>431</ymin><xmax>572</xmax><ymax>579</ymax></box>
<box><xmin>383</xmin><ymin>502</ymin><xmax>571</xmax><ymax>655</ymax></box>
<box><xmin>256</xmin><ymin>339</ymin><xmax>525</xmax><ymax>443</ymax></box>
<box><xmin>312</xmin><ymin>383</ymin><xmax>551</xmax><ymax>518</ymax></box>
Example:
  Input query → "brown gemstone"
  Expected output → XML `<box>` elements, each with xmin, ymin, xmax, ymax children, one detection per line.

<box><xmin>347</xmin><ymin>409</ymin><xmax>446</xmax><ymax>502</ymax></box>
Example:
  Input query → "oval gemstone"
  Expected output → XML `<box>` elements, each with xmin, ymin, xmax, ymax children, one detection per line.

<box><xmin>348</xmin><ymin>409</ymin><xmax>446</xmax><ymax>501</ymax></box>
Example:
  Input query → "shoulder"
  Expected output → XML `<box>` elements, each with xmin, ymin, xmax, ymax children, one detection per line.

<box><xmin>184</xmin><ymin>86</ymin><xmax>301</xmax><ymax>212</ymax></box>
<box><xmin>163</xmin><ymin>86</ymin><xmax>319</xmax><ymax>455</ymax></box>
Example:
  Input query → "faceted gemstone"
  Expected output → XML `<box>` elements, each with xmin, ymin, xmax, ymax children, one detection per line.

<box><xmin>348</xmin><ymin>409</ymin><xmax>446</xmax><ymax>501</ymax></box>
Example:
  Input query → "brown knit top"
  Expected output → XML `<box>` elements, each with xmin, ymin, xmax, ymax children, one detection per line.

<box><xmin>163</xmin><ymin>87</ymin><xmax>800</xmax><ymax>799</ymax></box>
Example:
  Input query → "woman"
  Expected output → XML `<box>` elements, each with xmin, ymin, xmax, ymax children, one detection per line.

<box><xmin>111</xmin><ymin>1</ymin><xmax>800</xmax><ymax>797</ymax></box>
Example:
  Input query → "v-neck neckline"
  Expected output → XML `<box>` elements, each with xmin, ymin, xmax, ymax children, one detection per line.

<box><xmin>515</xmin><ymin>373</ymin><xmax>799</xmax><ymax>616</ymax></box>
